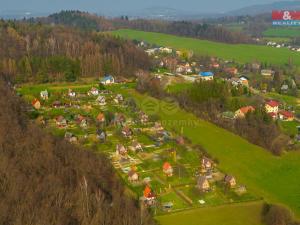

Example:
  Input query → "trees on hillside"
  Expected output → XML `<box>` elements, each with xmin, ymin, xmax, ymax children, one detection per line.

<box><xmin>0</xmin><ymin>78</ymin><xmax>154</xmax><ymax>225</ymax></box>
<box><xmin>0</xmin><ymin>21</ymin><xmax>151</xmax><ymax>83</ymax></box>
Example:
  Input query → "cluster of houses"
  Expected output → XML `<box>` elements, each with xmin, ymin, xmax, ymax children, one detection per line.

<box><xmin>28</xmin><ymin>82</ymin><xmax>252</xmax><ymax>212</ymax></box>
<box><xmin>265</xmin><ymin>100</ymin><xmax>295</xmax><ymax>121</ymax></box>
<box><xmin>222</xmin><ymin>99</ymin><xmax>295</xmax><ymax>122</ymax></box>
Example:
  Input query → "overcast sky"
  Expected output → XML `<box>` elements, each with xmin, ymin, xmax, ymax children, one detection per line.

<box><xmin>0</xmin><ymin>0</ymin><xmax>290</xmax><ymax>14</ymax></box>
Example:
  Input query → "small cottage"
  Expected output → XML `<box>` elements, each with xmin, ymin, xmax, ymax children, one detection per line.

<box><xmin>279</xmin><ymin>111</ymin><xmax>294</xmax><ymax>121</ymax></box>
<box><xmin>196</xmin><ymin>176</ymin><xmax>210</xmax><ymax>192</ymax></box>
<box><xmin>88</xmin><ymin>87</ymin><xmax>99</xmax><ymax>96</ymax></box>
<box><xmin>114</xmin><ymin>94</ymin><xmax>124</xmax><ymax>104</ymax></box>
<box><xmin>224</xmin><ymin>175</ymin><xmax>236</xmax><ymax>188</ymax></box>
<box><xmin>130</xmin><ymin>140</ymin><xmax>143</xmax><ymax>152</ymax></box>
<box><xmin>96</xmin><ymin>113</ymin><xmax>105</xmax><ymax>123</ymax></box>
<box><xmin>128</xmin><ymin>169</ymin><xmax>139</xmax><ymax>183</ymax></box>
<box><xmin>201</xmin><ymin>157</ymin><xmax>213</xmax><ymax>170</ymax></box>
<box><xmin>261</xmin><ymin>69</ymin><xmax>274</xmax><ymax>77</ymax></box>
<box><xmin>139</xmin><ymin>112</ymin><xmax>149</xmax><ymax>124</ymax></box>
<box><xmin>163</xmin><ymin>162</ymin><xmax>173</xmax><ymax>177</ymax></box>
<box><xmin>52</xmin><ymin>101</ymin><xmax>62</xmax><ymax>108</ymax></box>
<box><xmin>56</xmin><ymin>116</ymin><xmax>67</xmax><ymax>128</ymax></box>
<box><xmin>234</xmin><ymin>106</ymin><xmax>255</xmax><ymax>119</ymax></box>
<box><xmin>32</xmin><ymin>99</ymin><xmax>41</xmax><ymax>110</ymax></box>
<box><xmin>239</xmin><ymin>76</ymin><xmax>249</xmax><ymax>86</ymax></box>
<box><xmin>76</xmin><ymin>115</ymin><xmax>88</xmax><ymax>128</ymax></box>
<box><xmin>199</xmin><ymin>71</ymin><xmax>214</xmax><ymax>81</ymax></box>
<box><xmin>96</xmin><ymin>95</ymin><xmax>106</xmax><ymax>106</ymax></box>
<box><xmin>122</xmin><ymin>126</ymin><xmax>133</xmax><ymax>138</ymax></box>
<box><xmin>68</xmin><ymin>89</ymin><xmax>76</xmax><ymax>98</ymax></box>
<box><xmin>64</xmin><ymin>132</ymin><xmax>78</xmax><ymax>143</ymax></box>
<box><xmin>40</xmin><ymin>90</ymin><xmax>49</xmax><ymax>100</ymax></box>
<box><xmin>114</xmin><ymin>113</ymin><xmax>126</xmax><ymax>126</ymax></box>
<box><xmin>143</xmin><ymin>186</ymin><xmax>156</xmax><ymax>206</ymax></box>
<box><xmin>116</xmin><ymin>144</ymin><xmax>127</xmax><ymax>156</ymax></box>
<box><xmin>97</xmin><ymin>129</ymin><xmax>107</xmax><ymax>142</ymax></box>
<box><xmin>101</xmin><ymin>75</ymin><xmax>115</xmax><ymax>85</ymax></box>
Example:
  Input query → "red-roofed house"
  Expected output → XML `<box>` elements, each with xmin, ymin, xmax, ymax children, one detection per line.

<box><xmin>279</xmin><ymin>111</ymin><xmax>294</xmax><ymax>121</ymax></box>
<box><xmin>234</xmin><ymin>106</ymin><xmax>255</xmax><ymax>119</ymax></box>
<box><xmin>143</xmin><ymin>186</ymin><xmax>156</xmax><ymax>205</ymax></box>
<box><xmin>32</xmin><ymin>99</ymin><xmax>41</xmax><ymax>110</ymax></box>
<box><xmin>163</xmin><ymin>162</ymin><xmax>173</xmax><ymax>177</ymax></box>
<box><xmin>265</xmin><ymin>100</ymin><xmax>279</xmax><ymax>114</ymax></box>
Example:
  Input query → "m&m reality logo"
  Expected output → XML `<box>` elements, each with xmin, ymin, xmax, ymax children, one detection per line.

<box><xmin>272</xmin><ymin>10</ymin><xmax>300</xmax><ymax>26</ymax></box>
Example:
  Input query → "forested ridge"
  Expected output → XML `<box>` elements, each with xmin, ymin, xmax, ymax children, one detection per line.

<box><xmin>0</xmin><ymin>77</ymin><xmax>154</xmax><ymax>225</ymax></box>
<box><xmin>31</xmin><ymin>10</ymin><xmax>252</xmax><ymax>44</ymax></box>
<box><xmin>0</xmin><ymin>20</ymin><xmax>150</xmax><ymax>83</ymax></box>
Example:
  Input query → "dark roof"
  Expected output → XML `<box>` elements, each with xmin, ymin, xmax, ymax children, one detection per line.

<box><xmin>224</xmin><ymin>175</ymin><xmax>235</xmax><ymax>182</ymax></box>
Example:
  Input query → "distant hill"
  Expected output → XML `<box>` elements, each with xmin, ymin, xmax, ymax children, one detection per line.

<box><xmin>227</xmin><ymin>1</ymin><xmax>300</xmax><ymax>16</ymax></box>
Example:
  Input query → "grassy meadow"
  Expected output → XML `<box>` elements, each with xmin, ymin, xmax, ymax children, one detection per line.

<box><xmin>111</xmin><ymin>29</ymin><xmax>300</xmax><ymax>67</ymax></box>
<box><xmin>156</xmin><ymin>201</ymin><xmax>264</xmax><ymax>225</ymax></box>
<box><xmin>263</xmin><ymin>28</ymin><xmax>300</xmax><ymax>38</ymax></box>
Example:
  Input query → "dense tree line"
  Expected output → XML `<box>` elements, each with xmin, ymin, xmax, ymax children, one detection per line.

<box><xmin>31</xmin><ymin>10</ymin><xmax>253</xmax><ymax>44</ymax></box>
<box><xmin>137</xmin><ymin>75</ymin><xmax>289</xmax><ymax>155</ymax></box>
<box><xmin>0</xmin><ymin>20</ymin><xmax>150</xmax><ymax>83</ymax></box>
<box><xmin>0</xmin><ymin>77</ymin><xmax>155</xmax><ymax>225</ymax></box>
<box><xmin>262</xmin><ymin>204</ymin><xmax>300</xmax><ymax>225</ymax></box>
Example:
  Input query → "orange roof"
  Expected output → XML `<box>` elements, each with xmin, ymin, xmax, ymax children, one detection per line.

<box><xmin>163</xmin><ymin>162</ymin><xmax>172</xmax><ymax>170</ymax></box>
<box><xmin>144</xmin><ymin>186</ymin><xmax>152</xmax><ymax>198</ymax></box>
<box><xmin>239</xmin><ymin>106</ymin><xmax>255</xmax><ymax>114</ymax></box>
<box><xmin>97</xmin><ymin>113</ymin><xmax>105</xmax><ymax>121</ymax></box>
<box><xmin>32</xmin><ymin>98</ymin><xmax>40</xmax><ymax>105</ymax></box>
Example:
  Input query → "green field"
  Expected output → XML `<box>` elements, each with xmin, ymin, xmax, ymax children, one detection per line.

<box><xmin>263</xmin><ymin>28</ymin><xmax>300</xmax><ymax>38</ymax></box>
<box><xmin>157</xmin><ymin>201</ymin><xmax>264</xmax><ymax>225</ymax></box>
<box><xmin>111</xmin><ymin>29</ymin><xmax>300</xmax><ymax>67</ymax></box>
<box><xmin>122</xmin><ymin>90</ymin><xmax>300</xmax><ymax>218</ymax></box>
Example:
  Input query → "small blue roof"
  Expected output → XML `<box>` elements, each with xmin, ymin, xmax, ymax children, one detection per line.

<box><xmin>199</xmin><ymin>71</ymin><xmax>214</xmax><ymax>77</ymax></box>
<box><xmin>102</xmin><ymin>75</ymin><xmax>114</xmax><ymax>81</ymax></box>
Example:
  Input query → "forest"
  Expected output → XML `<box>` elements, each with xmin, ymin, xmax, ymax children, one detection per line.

<box><xmin>0</xmin><ymin>76</ymin><xmax>155</xmax><ymax>225</ymax></box>
<box><xmin>0</xmin><ymin>19</ymin><xmax>150</xmax><ymax>83</ymax></box>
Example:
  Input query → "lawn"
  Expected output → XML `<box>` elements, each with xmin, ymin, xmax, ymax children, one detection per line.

<box><xmin>156</xmin><ymin>201</ymin><xmax>264</xmax><ymax>225</ymax></box>
<box><xmin>263</xmin><ymin>28</ymin><xmax>300</xmax><ymax>38</ymax></box>
<box><xmin>122</xmin><ymin>89</ymin><xmax>300</xmax><ymax>217</ymax></box>
<box><xmin>110</xmin><ymin>29</ymin><xmax>300</xmax><ymax>67</ymax></box>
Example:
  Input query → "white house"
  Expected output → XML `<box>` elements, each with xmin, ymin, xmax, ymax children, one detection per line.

<box><xmin>101</xmin><ymin>75</ymin><xmax>115</xmax><ymax>85</ymax></box>
<box><xmin>68</xmin><ymin>89</ymin><xmax>76</xmax><ymax>98</ymax></box>
<box><xmin>89</xmin><ymin>87</ymin><xmax>99</xmax><ymax>96</ymax></box>
<box><xmin>261</xmin><ymin>69</ymin><xmax>274</xmax><ymax>77</ymax></box>
<box><xmin>199</xmin><ymin>72</ymin><xmax>214</xmax><ymax>81</ymax></box>
<box><xmin>40</xmin><ymin>90</ymin><xmax>49</xmax><ymax>100</ymax></box>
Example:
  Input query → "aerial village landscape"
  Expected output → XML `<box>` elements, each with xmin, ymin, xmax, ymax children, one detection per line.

<box><xmin>2</xmin><ymin>3</ymin><xmax>300</xmax><ymax>225</ymax></box>
<box><xmin>18</xmin><ymin>40</ymin><xmax>300</xmax><ymax>215</ymax></box>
